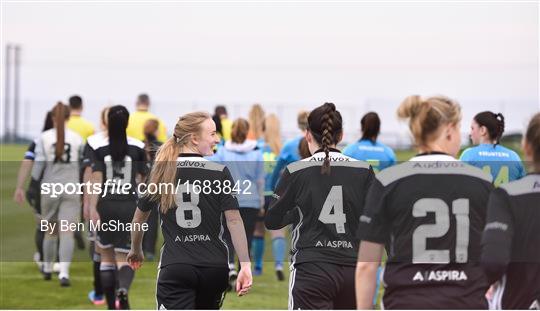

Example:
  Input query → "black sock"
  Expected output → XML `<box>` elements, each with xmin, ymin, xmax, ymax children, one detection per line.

<box><xmin>117</xmin><ymin>265</ymin><xmax>135</xmax><ymax>292</ymax></box>
<box><xmin>35</xmin><ymin>227</ymin><xmax>44</xmax><ymax>262</ymax></box>
<box><xmin>94</xmin><ymin>260</ymin><xmax>103</xmax><ymax>296</ymax></box>
<box><xmin>100</xmin><ymin>264</ymin><xmax>117</xmax><ymax>310</ymax></box>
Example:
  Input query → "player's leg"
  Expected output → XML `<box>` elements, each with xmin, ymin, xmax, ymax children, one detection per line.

<box><xmin>56</xmin><ymin>194</ymin><xmax>80</xmax><ymax>286</ymax></box>
<box><xmin>252</xmin><ymin>221</ymin><xmax>266</xmax><ymax>276</ymax></box>
<box><xmin>156</xmin><ymin>264</ymin><xmax>198</xmax><ymax>310</ymax></box>
<box><xmin>333</xmin><ymin>265</ymin><xmax>356</xmax><ymax>309</ymax></box>
<box><xmin>289</xmin><ymin>262</ymin><xmax>336</xmax><ymax>310</ymax></box>
<box><xmin>40</xmin><ymin>195</ymin><xmax>59</xmax><ymax>280</ymax></box>
<box><xmin>194</xmin><ymin>266</ymin><xmax>229</xmax><ymax>309</ymax></box>
<box><xmin>113</xmin><ymin>200</ymin><xmax>137</xmax><ymax>310</ymax></box>
<box><xmin>98</xmin><ymin>246</ymin><xmax>117</xmax><ymax>310</ymax></box>
<box><xmin>88</xmin><ymin>234</ymin><xmax>105</xmax><ymax>305</ymax></box>
<box><xmin>270</xmin><ymin>228</ymin><xmax>286</xmax><ymax>281</ymax></box>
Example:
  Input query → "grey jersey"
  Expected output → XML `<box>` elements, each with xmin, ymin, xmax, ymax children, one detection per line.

<box><xmin>31</xmin><ymin>128</ymin><xmax>84</xmax><ymax>184</ymax></box>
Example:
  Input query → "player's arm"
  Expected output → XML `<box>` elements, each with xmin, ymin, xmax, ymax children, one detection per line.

<box><xmin>356</xmin><ymin>241</ymin><xmax>384</xmax><ymax>309</ymax></box>
<box><xmin>89</xmin><ymin>155</ymin><xmax>106</xmax><ymax>223</ymax></box>
<box><xmin>14</xmin><ymin>160</ymin><xmax>33</xmax><ymax>205</ymax></box>
<box><xmin>269</xmin><ymin>144</ymin><xmax>291</xmax><ymax>191</ymax></box>
<box><xmin>355</xmin><ymin>178</ymin><xmax>390</xmax><ymax>309</ymax></box>
<box><xmin>265</xmin><ymin>168</ymin><xmax>296</xmax><ymax>230</ymax></box>
<box><xmin>481</xmin><ymin>188</ymin><xmax>514</xmax><ymax>284</ymax></box>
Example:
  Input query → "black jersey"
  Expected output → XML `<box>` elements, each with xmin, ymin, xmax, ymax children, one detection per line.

<box><xmin>90</xmin><ymin>136</ymin><xmax>148</xmax><ymax>201</ymax></box>
<box><xmin>138</xmin><ymin>154</ymin><xmax>239</xmax><ymax>268</ymax></box>
<box><xmin>481</xmin><ymin>173</ymin><xmax>540</xmax><ymax>310</ymax></box>
<box><xmin>357</xmin><ymin>153</ymin><xmax>494</xmax><ymax>309</ymax></box>
<box><xmin>265</xmin><ymin>149</ymin><xmax>375</xmax><ymax>267</ymax></box>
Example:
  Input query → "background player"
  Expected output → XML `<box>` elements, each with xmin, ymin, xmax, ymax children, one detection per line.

<box><xmin>127</xmin><ymin>112</ymin><xmax>252</xmax><ymax>309</ymax></box>
<box><xmin>355</xmin><ymin>95</ymin><xmax>494</xmax><ymax>309</ymax></box>
<box><xmin>126</xmin><ymin>94</ymin><xmax>167</xmax><ymax>143</ymax></box>
<box><xmin>481</xmin><ymin>112</ymin><xmax>540</xmax><ymax>309</ymax></box>
<box><xmin>343</xmin><ymin>112</ymin><xmax>396</xmax><ymax>173</ymax></box>
<box><xmin>252</xmin><ymin>114</ymin><xmax>287</xmax><ymax>280</ymax></box>
<box><xmin>460</xmin><ymin>111</ymin><xmax>525</xmax><ymax>186</ymax></box>
<box><xmin>31</xmin><ymin>102</ymin><xmax>84</xmax><ymax>286</ymax></box>
<box><xmin>88</xmin><ymin>105</ymin><xmax>148</xmax><ymax>309</ymax></box>
<box><xmin>266</xmin><ymin>102</ymin><xmax>375</xmax><ymax>309</ymax></box>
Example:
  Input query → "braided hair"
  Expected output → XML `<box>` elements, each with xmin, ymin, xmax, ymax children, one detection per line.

<box><xmin>474</xmin><ymin>111</ymin><xmax>505</xmax><ymax>145</ymax></box>
<box><xmin>307</xmin><ymin>103</ymin><xmax>343</xmax><ymax>175</ymax></box>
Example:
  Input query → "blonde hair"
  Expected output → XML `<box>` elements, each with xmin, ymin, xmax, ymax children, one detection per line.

<box><xmin>263</xmin><ymin>114</ymin><xmax>282</xmax><ymax>155</ymax></box>
<box><xmin>100</xmin><ymin>106</ymin><xmax>110</xmax><ymax>129</ymax></box>
<box><xmin>297</xmin><ymin>110</ymin><xmax>309</xmax><ymax>131</ymax></box>
<box><xmin>248</xmin><ymin>104</ymin><xmax>265</xmax><ymax>140</ymax></box>
<box><xmin>397</xmin><ymin>95</ymin><xmax>461</xmax><ymax>148</ymax></box>
<box><xmin>526</xmin><ymin>113</ymin><xmax>540</xmax><ymax>165</ymax></box>
<box><xmin>231</xmin><ymin>118</ymin><xmax>250</xmax><ymax>144</ymax></box>
<box><xmin>147</xmin><ymin>111</ymin><xmax>211</xmax><ymax>212</ymax></box>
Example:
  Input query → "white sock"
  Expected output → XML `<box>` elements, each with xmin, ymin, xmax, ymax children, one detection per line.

<box><xmin>58</xmin><ymin>233</ymin><xmax>74</xmax><ymax>278</ymax></box>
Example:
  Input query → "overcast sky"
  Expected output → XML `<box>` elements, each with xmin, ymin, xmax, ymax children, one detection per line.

<box><xmin>1</xmin><ymin>2</ymin><xmax>538</xmax><ymax>143</ymax></box>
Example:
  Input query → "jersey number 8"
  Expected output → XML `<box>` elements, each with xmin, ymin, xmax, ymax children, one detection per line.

<box><xmin>175</xmin><ymin>183</ymin><xmax>202</xmax><ymax>228</ymax></box>
<box><xmin>412</xmin><ymin>198</ymin><xmax>469</xmax><ymax>264</ymax></box>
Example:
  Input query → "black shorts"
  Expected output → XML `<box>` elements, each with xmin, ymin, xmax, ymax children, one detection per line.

<box><xmin>156</xmin><ymin>263</ymin><xmax>229</xmax><ymax>310</ymax></box>
<box><xmin>96</xmin><ymin>199</ymin><xmax>136</xmax><ymax>252</ymax></box>
<box><xmin>289</xmin><ymin>262</ymin><xmax>356</xmax><ymax>310</ymax></box>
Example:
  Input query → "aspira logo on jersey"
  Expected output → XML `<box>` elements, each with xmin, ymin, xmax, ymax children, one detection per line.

<box><xmin>412</xmin><ymin>270</ymin><xmax>468</xmax><ymax>282</ymax></box>
<box><xmin>315</xmin><ymin>240</ymin><xmax>353</xmax><ymax>249</ymax></box>
<box><xmin>174</xmin><ymin>234</ymin><xmax>211</xmax><ymax>243</ymax></box>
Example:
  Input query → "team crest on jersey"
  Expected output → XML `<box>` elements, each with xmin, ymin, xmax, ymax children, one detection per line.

<box><xmin>412</xmin><ymin>270</ymin><xmax>468</xmax><ymax>282</ymax></box>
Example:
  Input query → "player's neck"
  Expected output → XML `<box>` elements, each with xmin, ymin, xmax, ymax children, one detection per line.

<box><xmin>70</xmin><ymin>110</ymin><xmax>82</xmax><ymax>117</ymax></box>
<box><xmin>179</xmin><ymin>145</ymin><xmax>200</xmax><ymax>155</ymax></box>
<box><xmin>479</xmin><ymin>136</ymin><xmax>494</xmax><ymax>145</ymax></box>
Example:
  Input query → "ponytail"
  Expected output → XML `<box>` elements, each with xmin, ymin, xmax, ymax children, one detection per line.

<box><xmin>107</xmin><ymin>105</ymin><xmax>130</xmax><ymax>162</ymax></box>
<box><xmin>52</xmin><ymin>102</ymin><xmax>70</xmax><ymax>162</ymax></box>
<box><xmin>473</xmin><ymin>111</ymin><xmax>505</xmax><ymax>146</ymax></box>
<box><xmin>307</xmin><ymin>102</ymin><xmax>343</xmax><ymax>175</ymax></box>
<box><xmin>360</xmin><ymin>112</ymin><xmax>381</xmax><ymax>144</ymax></box>
<box><xmin>147</xmin><ymin>112</ymin><xmax>210</xmax><ymax>213</ymax></box>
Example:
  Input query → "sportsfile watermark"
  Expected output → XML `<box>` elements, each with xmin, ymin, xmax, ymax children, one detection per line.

<box><xmin>40</xmin><ymin>178</ymin><xmax>253</xmax><ymax>198</ymax></box>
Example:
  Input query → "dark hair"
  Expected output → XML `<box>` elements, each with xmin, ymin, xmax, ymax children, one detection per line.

<box><xmin>214</xmin><ymin>105</ymin><xmax>227</xmax><ymax>117</ymax></box>
<box><xmin>474</xmin><ymin>111</ymin><xmax>505</xmax><ymax>145</ymax></box>
<box><xmin>361</xmin><ymin>112</ymin><xmax>380</xmax><ymax>144</ymax></box>
<box><xmin>307</xmin><ymin>102</ymin><xmax>343</xmax><ymax>175</ymax></box>
<box><xmin>42</xmin><ymin>111</ymin><xmax>54</xmax><ymax>132</ymax></box>
<box><xmin>137</xmin><ymin>94</ymin><xmax>150</xmax><ymax>105</ymax></box>
<box><xmin>52</xmin><ymin>102</ymin><xmax>70</xmax><ymax>162</ymax></box>
<box><xmin>298</xmin><ymin>137</ymin><xmax>311</xmax><ymax>159</ymax></box>
<box><xmin>108</xmin><ymin>105</ymin><xmax>130</xmax><ymax>162</ymax></box>
<box><xmin>231</xmin><ymin>118</ymin><xmax>249</xmax><ymax>144</ymax></box>
<box><xmin>68</xmin><ymin>95</ymin><xmax>82</xmax><ymax>110</ymax></box>
<box><xmin>526</xmin><ymin>113</ymin><xmax>540</xmax><ymax>165</ymax></box>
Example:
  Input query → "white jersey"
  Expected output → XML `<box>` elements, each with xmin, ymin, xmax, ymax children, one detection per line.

<box><xmin>31</xmin><ymin>128</ymin><xmax>84</xmax><ymax>184</ymax></box>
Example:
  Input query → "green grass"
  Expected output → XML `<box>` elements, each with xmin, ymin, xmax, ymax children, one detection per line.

<box><xmin>0</xmin><ymin>143</ymin><xmax>493</xmax><ymax>309</ymax></box>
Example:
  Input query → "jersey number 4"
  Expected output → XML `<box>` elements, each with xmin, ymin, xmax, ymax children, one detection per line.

<box><xmin>412</xmin><ymin>198</ymin><xmax>469</xmax><ymax>264</ymax></box>
<box><xmin>318</xmin><ymin>186</ymin><xmax>346</xmax><ymax>234</ymax></box>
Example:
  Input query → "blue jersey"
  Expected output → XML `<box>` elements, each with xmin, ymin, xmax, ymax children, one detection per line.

<box><xmin>460</xmin><ymin>143</ymin><xmax>525</xmax><ymax>186</ymax></box>
<box><xmin>269</xmin><ymin>136</ymin><xmax>302</xmax><ymax>191</ymax></box>
<box><xmin>343</xmin><ymin>139</ymin><xmax>396</xmax><ymax>173</ymax></box>
<box><xmin>261</xmin><ymin>143</ymin><xmax>278</xmax><ymax>195</ymax></box>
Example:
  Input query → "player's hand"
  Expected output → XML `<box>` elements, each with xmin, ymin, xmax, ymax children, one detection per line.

<box><xmin>127</xmin><ymin>248</ymin><xmax>144</xmax><ymax>270</ymax></box>
<box><xmin>13</xmin><ymin>188</ymin><xmax>25</xmax><ymax>205</ymax></box>
<box><xmin>258</xmin><ymin>207</ymin><xmax>265</xmax><ymax>218</ymax></box>
<box><xmin>236</xmin><ymin>263</ymin><xmax>253</xmax><ymax>296</ymax></box>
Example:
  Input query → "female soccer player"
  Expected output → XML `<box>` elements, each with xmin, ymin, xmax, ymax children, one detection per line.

<box><xmin>356</xmin><ymin>95</ymin><xmax>494</xmax><ymax>309</ymax></box>
<box><xmin>481</xmin><ymin>112</ymin><xmax>540</xmax><ymax>309</ymax></box>
<box><xmin>460</xmin><ymin>111</ymin><xmax>525</xmax><ymax>186</ymax></box>
<box><xmin>209</xmin><ymin>117</ymin><xmax>264</xmax><ymax>289</ymax></box>
<box><xmin>266</xmin><ymin>102</ymin><xmax>375</xmax><ymax>309</ymax></box>
<box><xmin>252</xmin><ymin>114</ymin><xmax>287</xmax><ymax>281</ymax></box>
<box><xmin>31</xmin><ymin>102</ymin><xmax>84</xmax><ymax>286</ymax></box>
<box><xmin>13</xmin><ymin>111</ymin><xmax>53</xmax><ymax>272</ymax></box>
<box><xmin>343</xmin><ymin>112</ymin><xmax>396</xmax><ymax>173</ymax></box>
<box><xmin>127</xmin><ymin>112</ymin><xmax>252</xmax><ymax>310</ymax></box>
<box><xmin>88</xmin><ymin>105</ymin><xmax>148</xmax><ymax>309</ymax></box>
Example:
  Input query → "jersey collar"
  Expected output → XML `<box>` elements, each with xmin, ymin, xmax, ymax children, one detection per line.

<box><xmin>178</xmin><ymin>153</ymin><xmax>203</xmax><ymax>158</ymax></box>
<box><xmin>313</xmin><ymin>147</ymin><xmax>341</xmax><ymax>154</ymax></box>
